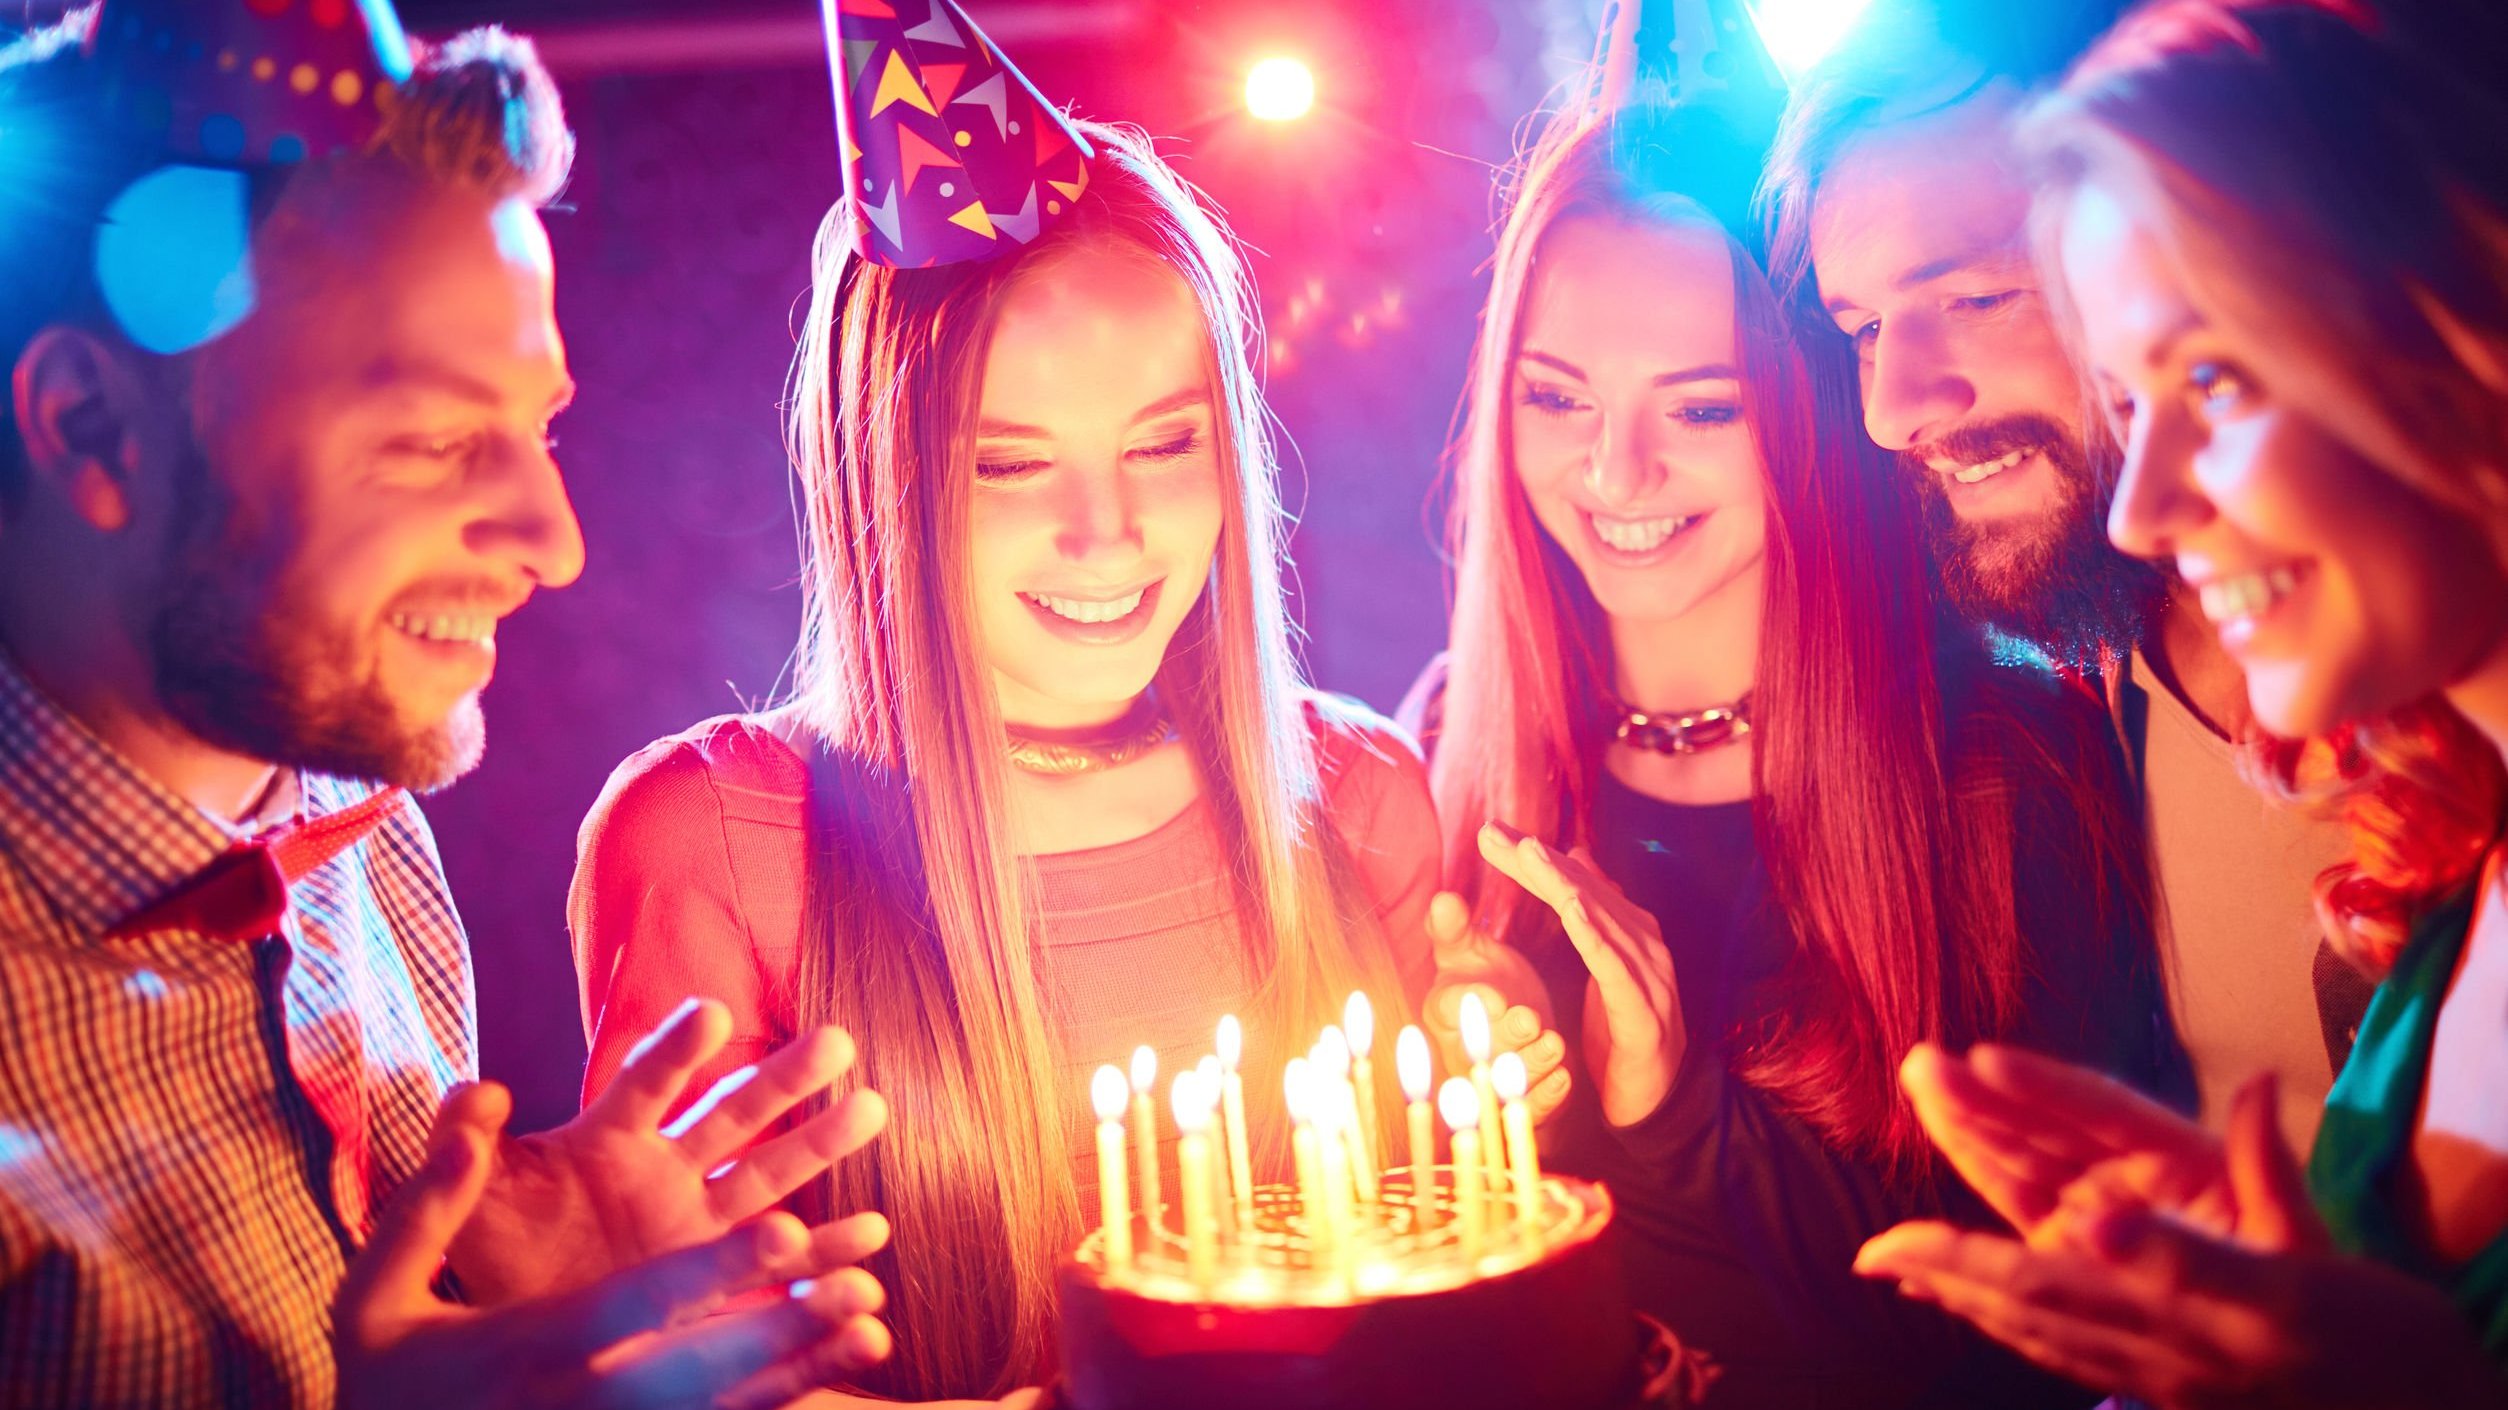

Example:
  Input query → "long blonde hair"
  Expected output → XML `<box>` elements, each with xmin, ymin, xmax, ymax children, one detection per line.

<box><xmin>782</xmin><ymin>122</ymin><xmax>1401</xmax><ymax>1399</ymax></box>
<box><xmin>2023</xmin><ymin>0</ymin><xmax>2508</xmax><ymax>975</ymax></box>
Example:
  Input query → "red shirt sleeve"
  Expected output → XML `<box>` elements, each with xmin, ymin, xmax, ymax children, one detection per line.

<box><xmin>569</xmin><ymin>730</ymin><xmax>780</xmax><ymax>1121</ymax></box>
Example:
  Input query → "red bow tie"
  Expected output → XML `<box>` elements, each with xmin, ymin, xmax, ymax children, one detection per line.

<box><xmin>106</xmin><ymin>787</ymin><xmax>406</xmax><ymax>943</ymax></box>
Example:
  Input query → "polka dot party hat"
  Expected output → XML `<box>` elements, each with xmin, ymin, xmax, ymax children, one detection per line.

<box><xmin>823</xmin><ymin>0</ymin><xmax>1095</xmax><ymax>268</ymax></box>
<box><xmin>86</xmin><ymin>0</ymin><xmax>415</xmax><ymax>168</ymax></box>
<box><xmin>1588</xmin><ymin>0</ymin><xmax>1785</xmax><ymax>112</ymax></box>
<box><xmin>83</xmin><ymin>0</ymin><xmax>415</xmax><ymax>354</ymax></box>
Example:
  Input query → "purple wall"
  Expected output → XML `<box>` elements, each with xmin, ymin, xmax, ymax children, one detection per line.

<box><xmin>419</xmin><ymin>14</ymin><xmax>1551</xmax><ymax>1132</ymax></box>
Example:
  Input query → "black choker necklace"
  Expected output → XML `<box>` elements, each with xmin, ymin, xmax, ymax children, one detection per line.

<box><xmin>1612</xmin><ymin>693</ymin><xmax>1753</xmax><ymax>756</ymax></box>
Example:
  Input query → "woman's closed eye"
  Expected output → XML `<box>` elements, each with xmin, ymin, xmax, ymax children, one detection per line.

<box><xmin>1130</xmin><ymin>427</ymin><xmax>1204</xmax><ymax>463</ymax></box>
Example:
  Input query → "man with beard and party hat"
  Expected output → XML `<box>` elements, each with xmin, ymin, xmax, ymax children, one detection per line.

<box><xmin>1761</xmin><ymin>0</ymin><xmax>2368</xmax><ymax>1153</ymax></box>
<box><xmin>0</xmin><ymin>5</ymin><xmax>893</xmax><ymax>1405</ymax></box>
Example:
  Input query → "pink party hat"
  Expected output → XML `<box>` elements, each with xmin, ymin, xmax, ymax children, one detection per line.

<box><xmin>822</xmin><ymin>0</ymin><xmax>1095</xmax><ymax>268</ymax></box>
<box><xmin>85</xmin><ymin>0</ymin><xmax>414</xmax><ymax>168</ymax></box>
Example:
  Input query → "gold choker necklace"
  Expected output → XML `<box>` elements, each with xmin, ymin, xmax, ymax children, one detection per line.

<box><xmin>1613</xmin><ymin>693</ymin><xmax>1753</xmax><ymax>756</ymax></box>
<box><xmin>1005</xmin><ymin>706</ymin><xmax>1178</xmax><ymax>776</ymax></box>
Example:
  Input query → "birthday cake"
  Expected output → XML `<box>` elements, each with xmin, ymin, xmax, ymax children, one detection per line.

<box><xmin>1056</xmin><ymin>1170</ymin><xmax>1653</xmax><ymax>1410</ymax></box>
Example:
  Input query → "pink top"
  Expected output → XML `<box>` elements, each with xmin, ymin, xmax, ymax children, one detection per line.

<box><xmin>569</xmin><ymin>696</ymin><xmax>1440</xmax><ymax>1184</ymax></box>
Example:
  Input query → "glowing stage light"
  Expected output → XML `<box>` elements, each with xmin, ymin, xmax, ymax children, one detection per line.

<box><xmin>1245</xmin><ymin>57</ymin><xmax>1315</xmax><ymax>123</ymax></box>
<box><xmin>1747</xmin><ymin>0</ymin><xmax>1875</xmax><ymax>82</ymax></box>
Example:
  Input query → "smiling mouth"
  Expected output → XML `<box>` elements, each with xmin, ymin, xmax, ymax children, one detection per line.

<box><xmin>1929</xmin><ymin>446</ymin><xmax>2036</xmax><ymax>486</ymax></box>
<box><xmin>2194</xmin><ymin>565</ymin><xmax>2302</xmax><ymax>626</ymax></box>
<box><xmin>1019</xmin><ymin>587</ymin><xmax>1151</xmax><ymax>624</ymax></box>
<box><xmin>1586</xmin><ymin>511</ymin><xmax>1705</xmax><ymax>555</ymax></box>
<box><xmin>388</xmin><ymin>611</ymin><xmax>499</xmax><ymax>647</ymax></box>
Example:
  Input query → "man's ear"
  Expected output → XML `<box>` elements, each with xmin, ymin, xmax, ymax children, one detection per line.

<box><xmin>11</xmin><ymin>326</ymin><xmax>152</xmax><ymax>534</ymax></box>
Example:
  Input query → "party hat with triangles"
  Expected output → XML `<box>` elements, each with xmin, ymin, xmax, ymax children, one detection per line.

<box><xmin>83</xmin><ymin>0</ymin><xmax>418</xmax><ymax>354</ymax></box>
<box><xmin>822</xmin><ymin>0</ymin><xmax>1095</xmax><ymax>268</ymax></box>
<box><xmin>1590</xmin><ymin>0</ymin><xmax>1786</xmax><ymax>117</ymax></box>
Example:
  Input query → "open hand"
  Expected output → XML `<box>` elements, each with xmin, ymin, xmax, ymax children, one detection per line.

<box><xmin>337</xmin><ymin>1083</ymin><xmax>893</xmax><ymax>1410</ymax></box>
<box><xmin>1856</xmin><ymin>1072</ymin><xmax>2502</xmax><ymax>1409</ymax></box>
<box><xmin>449</xmin><ymin>998</ymin><xmax>890</xmax><ymax>1308</ymax></box>
<box><xmin>1421</xmin><ymin>892</ymin><xmax>1571</xmax><ymax>1124</ymax></box>
<box><xmin>1475</xmin><ymin>822</ymin><xmax>1682</xmax><ymax>1127</ymax></box>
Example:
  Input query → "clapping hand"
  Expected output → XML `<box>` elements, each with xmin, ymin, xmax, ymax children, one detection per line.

<box><xmin>1420</xmin><ymin>891</ymin><xmax>1572</xmax><ymax>1124</ymax></box>
<box><xmin>1856</xmin><ymin>1059</ymin><xmax>2503</xmax><ymax>1409</ymax></box>
<box><xmin>336</xmin><ymin>1082</ymin><xmax>893</xmax><ymax>1410</ymax></box>
<box><xmin>448</xmin><ymin>997</ymin><xmax>891</xmax><ymax>1310</ymax></box>
<box><xmin>1473</xmin><ymin>821</ymin><xmax>1682</xmax><ymax>1128</ymax></box>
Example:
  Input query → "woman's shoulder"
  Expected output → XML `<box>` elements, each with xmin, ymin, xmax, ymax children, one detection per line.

<box><xmin>1392</xmin><ymin>652</ymin><xmax>1453</xmax><ymax>760</ymax></box>
<box><xmin>1299</xmin><ymin>688</ymin><xmax>1431</xmax><ymax>800</ymax></box>
<box><xmin>580</xmin><ymin>712</ymin><xmax>812</xmax><ymax>852</ymax></box>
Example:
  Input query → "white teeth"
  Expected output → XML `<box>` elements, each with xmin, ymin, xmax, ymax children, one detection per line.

<box><xmin>1025</xmin><ymin>588</ymin><xmax>1147</xmax><ymax>624</ymax></box>
<box><xmin>1590</xmin><ymin>512</ymin><xmax>1699</xmax><ymax>553</ymax></box>
<box><xmin>2196</xmin><ymin>566</ymin><xmax>2301</xmax><ymax>625</ymax></box>
<box><xmin>1947</xmin><ymin>447</ymin><xmax>2032</xmax><ymax>485</ymax></box>
<box><xmin>389</xmin><ymin>612</ymin><xmax>496</xmax><ymax>645</ymax></box>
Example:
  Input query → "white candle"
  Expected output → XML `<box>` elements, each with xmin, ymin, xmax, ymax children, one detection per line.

<box><xmin>1130</xmin><ymin>1045</ymin><xmax>1162</xmax><ymax>1226</ymax></box>
<box><xmin>1172</xmin><ymin>1069</ymin><xmax>1219</xmax><ymax>1289</ymax></box>
<box><xmin>1492</xmin><ymin>1049</ymin><xmax>1543</xmax><ymax>1242</ymax></box>
<box><xmin>1091</xmin><ymin>1064</ymin><xmax>1133</xmax><ymax>1270</ymax></box>
<box><xmin>1396</xmin><ymin>1024</ymin><xmax>1435</xmax><ymax>1228</ymax></box>
<box><xmin>1285</xmin><ymin>1057</ymin><xmax>1331</xmax><ymax>1267</ymax></box>
<box><xmin>1344</xmin><ymin>992</ymin><xmax>1383</xmax><ymax>1171</ymax></box>
<box><xmin>1216</xmin><ymin>1015</ymin><xmax>1255</xmax><ymax>1230</ymax></box>
<box><xmin>1439</xmin><ymin>1076</ymin><xmax>1486</xmax><ymax>1263</ymax></box>
<box><xmin>1458</xmin><ymin>992</ymin><xmax>1507</xmax><ymax>1190</ymax></box>
<box><xmin>1314</xmin><ymin>1027</ymin><xmax>1379</xmax><ymax>1203</ymax></box>
<box><xmin>1195</xmin><ymin>1054</ymin><xmax>1231</xmax><ymax>1239</ymax></box>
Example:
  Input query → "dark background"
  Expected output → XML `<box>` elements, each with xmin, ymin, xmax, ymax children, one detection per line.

<box><xmin>376</xmin><ymin>0</ymin><xmax>1587</xmax><ymax>1131</ymax></box>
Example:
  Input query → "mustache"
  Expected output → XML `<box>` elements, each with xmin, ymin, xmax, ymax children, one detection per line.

<box><xmin>1901</xmin><ymin>414</ymin><xmax>2076</xmax><ymax>476</ymax></box>
<box><xmin>384</xmin><ymin>579</ymin><xmax>534</xmax><ymax>620</ymax></box>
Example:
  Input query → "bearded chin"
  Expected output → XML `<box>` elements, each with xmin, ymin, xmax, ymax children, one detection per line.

<box><xmin>145</xmin><ymin>444</ymin><xmax>487</xmax><ymax>793</ymax></box>
<box><xmin>1921</xmin><ymin>440</ymin><xmax>2166</xmax><ymax>671</ymax></box>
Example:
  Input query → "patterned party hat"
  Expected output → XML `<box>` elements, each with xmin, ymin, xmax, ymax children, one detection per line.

<box><xmin>83</xmin><ymin>0</ymin><xmax>415</xmax><ymax>354</ymax></box>
<box><xmin>86</xmin><ymin>0</ymin><xmax>413</xmax><ymax>168</ymax></box>
<box><xmin>1590</xmin><ymin>0</ymin><xmax>1787</xmax><ymax>114</ymax></box>
<box><xmin>822</xmin><ymin>0</ymin><xmax>1095</xmax><ymax>268</ymax></box>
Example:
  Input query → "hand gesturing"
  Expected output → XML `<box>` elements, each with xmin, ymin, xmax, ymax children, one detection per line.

<box><xmin>1420</xmin><ymin>891</ymin><xmax>1572</xmax><ymax>1125</ymax></box>
<box><xmin>1475</xmin><ymin>821</ymin><xmax>1683</xmax><ymax>1128</ymax></box>
<box><xmin>449</xmin><ymin>997</ymin><xmax>891</xmax><ymax>1308</ymax></box>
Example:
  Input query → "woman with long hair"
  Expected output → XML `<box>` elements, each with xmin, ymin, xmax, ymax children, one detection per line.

<box><xmin>1398</xmin><ymin>97</ymin><xmax>2181</xmax><ymax>1409</ymax></box>
<box><xmin>569</xmin><ymin>120</ymin><xmax>1459</xmax><ymax>1405</ymax></box>
<box><xmin>1855</xmin><ymin>2</ymin><xmax>2508</xmax><ymax>1405</ymax></box>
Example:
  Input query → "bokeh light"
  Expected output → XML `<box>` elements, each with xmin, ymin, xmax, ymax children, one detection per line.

<box><xmin>1746</xmin><ymin>0</ymin><xmax>1875</xmax><ymax>81</ymax></box>
<box><xmin>1245</xmin><ymin>56</ymin><xmax>1316</xmax><ymax>122</ymax></box>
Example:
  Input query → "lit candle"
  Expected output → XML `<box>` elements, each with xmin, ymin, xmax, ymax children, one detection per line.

<box><xmin>1458</xmin><ymin>992</ymin><xmax>1507</xmax><ymax>1190</ymax></box>
<box><xmin>1285</xmin><ymin>1057</ymin><xmax>1331</xmax><ymax>1266</ymax></box>
<box><xmin>1439</xmin><ymin>1076</ymin><xmax>1486</xmax><ymax>1263</ymax></box>
<box><xmin>1344</xmin><ymin>992</ymin><xmax>1383</xmax><ymax>1171</ymax></box>
<box><xmin>1308</xmin><ymin>1048</ymin><xmax>1359</xmax><ymax>1265</ymax></box>
<box><xmin>1492</xmin><ymin>1049</ymin><xmax>1543</xmax><ymax>1241</ymax></box>
<box><xmin>1314</xmin><ymin>1027</ymin><xmax>1379</xmax><ymax>1203</ymax></box>
<box><xmin>1396</xmin><ymin>1024</ymin><xmax>1434</xmax><ymax>1228</ymax></box>
<box><xmin>1091</xmin><ymin>1064</ymin><xmax>1134</xmax><ymax>1270</ymax></box>
<box><xmin>1195</xmin><ymin>1055</ymin><xmax>1231</xmax><ymax>1240</ymax></box>
<box><xmin>1216</xmin><ymin>1015</ymin><xmax>1255</xmax><ymax>1230</ymax></box>
<box><xmin>1130</xmin><ymin>1045</ymin><xmax>1162</xmax><ymax>1226</ymax></box>
<box><xmin>1172</xmin><ymin>1069</ymin><xmax>1219</xmax><ymax>1289</ymax></box>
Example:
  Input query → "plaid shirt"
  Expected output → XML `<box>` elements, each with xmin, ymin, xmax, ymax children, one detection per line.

<box><xmin>0</xmin><ymin>655</ymin><xmax>474</xmax><ymax>1408</ymax></box>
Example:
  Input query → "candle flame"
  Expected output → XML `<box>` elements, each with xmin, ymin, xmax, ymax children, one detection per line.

<box><xmin>1130</xmin><ymin>1044</ymin><xmax>1156</xmax><ymax>1095</ymax></box>
<box><xmin>1216</xmin><ymin>1013</ymin><xmax>1242</xmax><ymax>1072</ymax></box>
<box><xmin>1171</xmin><ymin>1070</ymin><xmax>1215</xmax><ymax>1132</ymax></box>
<box><xmin>1344</xmin><ymin>991</ymin><xmax>1374</xmax><ymax>1055</ymax></box>
<box><xmin>1091</xmin><ymin>1064</ymin><xmax>1128</xmax><ymax>1123</ymax></box>
<box><xmin>1283</xmin><ymin>1056</ymin><xmax>1316</xmax><ymax>1124</ymax></box>
<box><xmin>1396</xmin><ymin>1024</ymin><xmax>1432</xmax><ymax>1102</ymax></box>
<box><xmin>1459</xmin><ymin>990</ymin><xmax>1492</xmax><ymax>1064</ymax></box>
<box><xmin>1438</xmin><ymin>1075</ymin><xmax>1481</xmax><ymax>1131</ymax></box>
<box><xmin>1196</xmin><ymin>1054</ymin><xmax>1221</xmax><ymax>1089</ymax></box>
<box><xmin>1314</xmin><ymin>1025</ymin><xmax>1351</xmax><ymax>1080</ymax></box>
<box><xmin>1492</xmin><ymin>1049</ymin><xmax>1529</xmax><ymax>1101</ymax></box>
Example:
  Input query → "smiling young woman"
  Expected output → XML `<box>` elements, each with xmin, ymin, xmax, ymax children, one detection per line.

<box><xmin>1400</xmin><ymin>104</ymin><xmax>2182</xmax><ymax>1408</ymax></box>
<box><xmin>568</xmin><ymin>124</ymin><xmax>1440</xmax><ymax>1405</ymax></box>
